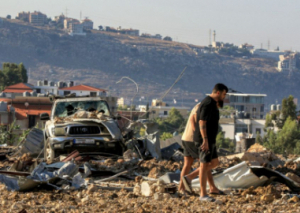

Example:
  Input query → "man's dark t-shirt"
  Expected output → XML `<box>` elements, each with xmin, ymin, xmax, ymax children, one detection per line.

<box><xmin>194</xmin><ymin>96</ymin><xmax>219</xmax><ymax>143</ymax></box>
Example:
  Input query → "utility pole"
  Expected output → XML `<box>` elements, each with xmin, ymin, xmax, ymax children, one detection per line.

<box><xmin>209</xmin><ymin>29</ymin><xmax>211</xmax><ymax>46</ymax></box>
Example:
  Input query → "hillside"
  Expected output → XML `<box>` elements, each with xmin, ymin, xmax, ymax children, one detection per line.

<box><xmin>0</xmin><ymin>18</ymin><xmax>299</xmax><ymax>107</ymax></box>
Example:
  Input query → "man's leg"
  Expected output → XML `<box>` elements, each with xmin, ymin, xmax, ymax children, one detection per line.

<box><xmin>179</xmin><ymin>156</ymin><xmax>194</xmax><ymax>191</ymax></box>
<box><xmin>206</xmin><ymin>158</ymin><xmax>219</xmax><ymax>193</ymax></box>
<box><xmin>199</xmin><ymin>162</ymin><xmax>209</xmax><ymax>197</ymax></box>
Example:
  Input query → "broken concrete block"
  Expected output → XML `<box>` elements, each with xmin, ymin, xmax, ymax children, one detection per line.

<box><xmin>260</xmin><ymin>194</ymin><xmax>274</xmax><ymax>203</ymax></box>
<box><xmin>133</xmin><ymin>184</ymin><xmax>141</xmax><ymax>195</ymax></box>
<box><xmin>141</xmin><ymin>181</ymin><xmax>155</xmax><ymax>197</ymax></box>
<box><xmin>81</xmin><ymin>196</ymin><xmax>89</xmax><ymax>203</ymax></box>
<box><xmin>288</xmin><ymin>196</ymin><xmax>300</xmax><ymax>203</ymax></box>
<box><xmin>153</xmin><ymin>193</ymin><xmax>163</xmax><ymax>200</ymax></box>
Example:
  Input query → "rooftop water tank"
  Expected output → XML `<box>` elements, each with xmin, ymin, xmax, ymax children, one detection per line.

<box><xmin>23</xmin><ymin>91</ymin><xmax>30</xmax><ymax>97</ymax></box>
<box><xmin>277</xmin><ymin>104</ymin><xmax>281</xmax><ymax>111</ymax></box>
<box><xmin>271</xmin><ymin>104</ymin><xmax>276</xmax><ymax>111</ymax></box>
<box><xmin>30</xmin><ymin>91</ymin><xmax>37</xmax><ymax>97</ymax></box>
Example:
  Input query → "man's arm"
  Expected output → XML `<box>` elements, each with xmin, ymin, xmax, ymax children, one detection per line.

<box><xmin>199</xmin><ymin>120</ymin><xmax>209</xmax><ymax>151</ymax></box>
<box><xmin>190</xmin><ymin>113</ymin><xmax>197</xmax><ymax>131</ymax></box>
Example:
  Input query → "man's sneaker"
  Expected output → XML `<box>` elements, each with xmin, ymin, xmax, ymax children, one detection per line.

<box><xmin>182</xmin><ymin>176</ymin><xmax>193</xmax><ymax>194</ymax></box>
<box><xmin>199</xmin><ymin>195</ymin><xmax>216</xmax><ymax>202</ymax></box>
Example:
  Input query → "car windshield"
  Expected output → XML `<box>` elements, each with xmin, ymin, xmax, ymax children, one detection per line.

<box><xmin>53</xmin><ymin>100</ymin><xmax>110</xmax><ymax>118</ymax></box>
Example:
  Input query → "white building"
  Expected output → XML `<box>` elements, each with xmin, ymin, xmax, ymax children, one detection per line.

<box><xmin>219</xmin><ymin>118</ymin><xmax>266</xmax><ymax>140</ymax></box>
<box><xmin>59</xmin><ymin>84</ymin><xmax>106</xmax><ymax>97</ymax></box>
<box><xmin>277</xmin><ymin>53</ymin><xmax>297</xmax><ymax>72</ymax></box>
<box><xmin>117</xmin><ymin>97</ymin><xmax>131</xmax><ymax>106</ymax></box>
<box><xmin>250</xmin><ymin>49</ymin><xmax>285</xmax><ymax>60</ymax></box>
<box><xmin>81</xmin><ymin>19</ymin><xmax>93</xmax><ymax>30</ymax></box>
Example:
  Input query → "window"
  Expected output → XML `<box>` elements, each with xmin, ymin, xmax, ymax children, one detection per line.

<box><xmin>256</xmin><ymin>128</ymin><xmax>261</xmax><ymax>134</ymax></box>
<box><xmin>64</xmin><ymin>91</ymin><xmax>71</xmax><ymax>95</ymax></box>
<box><xmin>90</xmin><ymin>92</ymin><xmax>97</xmax><ymax>97</ymax></box>
<box><xmin>235</xmin><ymin>124</ymin><xmax>248</xmax><ymax>133</ymax></box>
<box><xmin>36</xmin><ymin>89</ymin><xmax>41</xmax><ymax>93</ymax></box>
<box><xmin>164</xmin><ymin>111</ymin><xmax>168</xmax><ymax>115</ymax></box>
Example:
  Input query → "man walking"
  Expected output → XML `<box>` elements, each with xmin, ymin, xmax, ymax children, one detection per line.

<box><xmin>181</xmin><ymin>83</ymin><xmax>228</xmax><ymax>201</ymax></box>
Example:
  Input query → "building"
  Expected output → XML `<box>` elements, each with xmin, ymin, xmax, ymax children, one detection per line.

<box><xmin>149</xmin><ymin>99</ymin><xmax>189</xmax><ymax>118</ymax></box>
<box><xmin>2</xmin><ymin>83</ymin><xmax>34</xmax><ymax>98</ymax></box>
<box><xmin>35</xmin><ymin>80</ymin><xmax>72</xmax><ymax>95</ymax></box>
<box><xmin>239</xmin><ymin>43</ymin><xmax>254</xmax><ymax>50</ymax></box>
<box><xmin>277</xmin><ymin>53</ymin><xmax>297</xmax><ymax>72</ymax></box>
<box><xmin>0</xmin><ymin>96</ymin><xmax>52</xmax><ymax>130</ymax></box>
<box><xmin>117</xmin><ymin>97</ymin><xmax>131</xmax><ymax>106</ymax></box>
<box><xmin>58</xmin><ymin>84</ymin><xmax>106</xmax><ymax>97</ymax></box>
<box><xmin>250</xmin><ymin>49</ymin><xmax>285</xmax><ymax>60</ymax></box>
<box><xmin>223</xmin><ymin>92</ymin><xmax>266</xmax><ymax>119</ymax></box>
<box><xmin>219</xmin><ymin>118</ymin><xmax>266</xmax><ymax>140</ymax></box>
<box><xmin>149</xmin><ymin>105</ymin><xmax>190</xmax><ymax>119</ymax></box>
<box><xmin>64</xmin><ymin>18</ymin><xmax>85</xmax><ymax>35</ymax></box>
<box><xmin>81</xmin><ymin>18</ymin><xmax>93</xmax><ymax>30</ymax></box>
<box><xmin>17</xmin><ymin>11</ymin><xmax>30</xmax><ymax>21</ymax></box>
<box><xmin>29</xmin><ymin>11</ymin><xmax>47</xmax><ymax>26</ymax></box>
<box><xmin>0</xmin><ymin>17</ymin><xmax>3</xmax><ymax>26</ymax></box>
<box><xmin>54</xmin><ymin>14</ymin><xmax>65</xmax><ymax>24</ymax></box>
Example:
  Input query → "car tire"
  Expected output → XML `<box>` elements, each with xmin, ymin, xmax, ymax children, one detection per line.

<box><xmin>44</xmin><ymin>138</ymin><xmax>55</xmax><ymax>162</ymax></box>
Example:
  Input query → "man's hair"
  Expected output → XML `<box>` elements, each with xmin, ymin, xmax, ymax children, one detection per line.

<box><xmin>212</xmin><ymin>83</ymin><xmax>228</xmax><ymax>93</ymax></box>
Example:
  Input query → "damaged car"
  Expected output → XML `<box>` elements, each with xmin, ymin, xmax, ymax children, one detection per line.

<box><xmin>40</xmin><ymin>96</ymin><xmax>125</xmax><ymax>162</ymax></box>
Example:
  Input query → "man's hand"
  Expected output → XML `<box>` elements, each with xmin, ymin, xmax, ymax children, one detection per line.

<box><xmin>201</xmin><ymin>140</ymin><xmax>209</xmax><ymax>152</ymax></box>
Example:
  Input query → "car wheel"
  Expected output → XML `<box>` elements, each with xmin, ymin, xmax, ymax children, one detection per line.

<box><xmin>44</xmin><ymin>139</ymin><xmax>55</xmax><ymax>162</ymax></box>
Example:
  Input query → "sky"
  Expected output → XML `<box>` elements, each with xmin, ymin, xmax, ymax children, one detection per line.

<box><xmin>0</xmin><ymin>0</ymin><xmax>299</xmax><ymax>51</ymax></box>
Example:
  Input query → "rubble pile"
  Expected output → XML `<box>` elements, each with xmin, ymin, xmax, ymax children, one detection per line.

<box><xmin>0</xmin><ymin>135</ymin><xmax>300</xmax><ymax>211</ymax></box>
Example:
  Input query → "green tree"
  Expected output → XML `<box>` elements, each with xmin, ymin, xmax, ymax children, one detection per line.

<box><xmin>0</xmin><ymin>62</ymin><xmax>28</xmax><ymax>89</ymax></box>
<box><xmin>275</xmin><ymin>95</ymin><xmax>297</xmax><ymax>129</ymax></box>
<box><xmin>265</xmin><ymin>114</ymin><xmax>274</xmax><ymax>128</ymax></box>
<box><xmin>255</xmin><ymin>131</ymin><xmax>263</xmax><ymax>144</ymax></box>
<box><xmin>18</xmin><ymin>63</ymin><xmax>28</xmax><ymax>83</ymax></box>
<box><xmin>160</xmin><ymin>132</ymin><xmax>173</xmax><ymax>140</ymax></box>
<box><xmin>165</xmin><ymin>108</ymin><xmax>184</xmax><ymax>128</ymax></box>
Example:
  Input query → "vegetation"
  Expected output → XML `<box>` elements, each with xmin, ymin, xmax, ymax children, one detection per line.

<box><xmin>154</xmin><ymin>108</ymin><xmax>186</xmax><ymax>140</ymax></box>
<box><xmin>0</xmin><ymin>63</ymin><xmax>28</xmax><ymax>91</ymax></box>
<box><xmin>263</xmin><ymin>95</ymin><xmax>300</xmax><ymax>155</ymax></box>
<box><xmin>216</xmin><ymin>132</ymin><xmax>235</xmax><ymax>152</ymax></box>
<box><xmin>0</xmin><ymin>120</ymin><xmax>31</xmax><ymax>145</ymax></box>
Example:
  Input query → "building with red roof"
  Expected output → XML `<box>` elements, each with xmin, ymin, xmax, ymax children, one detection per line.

<box><xmin>2</xmin><ymin>83</ymin><xmax>34</xmax><ymax>98</ymax></box>
<box><xmin>59</xmin><ymin>84</ymin><xmax>106</xmax><ymax>97</ymax></box>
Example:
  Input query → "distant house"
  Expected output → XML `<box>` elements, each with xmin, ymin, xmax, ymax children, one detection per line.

<box><xmin>239</xmin><ymin>43</ymin><xmax>254</xmax><ymax>50</ymax></box>
<box><xmin>58</xmin><ymin>84</ymin><xmax>107</xmax><ymax>97</ymax></box>
<box><xmin>250</xmin><ymin>49</ymin><xmax>285</xmax><ymax>60</ymax></box>
<box><xmin>2</xmin><ymin>83</ymin><xmax>34</xmax><ymax>98</ymax></box>
<box><xmin>81</xmin><ymin>18</ymin><xmax>93</xmax><ymax>30</ymax></box>
<box><xmin>17</xmin><ymin>11</ymin><xmax>30</xmax><ymax>22</ymax></box>
<box><xmin>54</xmin><ymin>14</ymin><xmax>65</xmax><ymax>24</ymax></box>
<box><xmin>29</xmin><ymin>11</ymin><xmax>47</xmax><ymax>25</ymax></box>
<box><xmin>64</xmin><ymin>18</ymin><xmax>85</xmax><ymax>35</ymax></box>
<box><xmin>277</xmin><ymin>53</ymin><xmax>297</xmax><ymax>72</ymax></box>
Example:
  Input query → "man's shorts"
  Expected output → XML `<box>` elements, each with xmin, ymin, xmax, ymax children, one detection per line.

<box><xmin>182</xmin><ymin>140</ymin><xmax>199</xmax><ymax>159</ymax></box>
<box><xmin>199</xmin><ymin>142</ymin><xmax>218</xmax><ymax>163</ymax></box>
